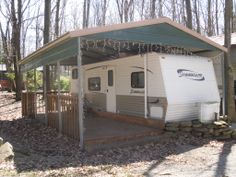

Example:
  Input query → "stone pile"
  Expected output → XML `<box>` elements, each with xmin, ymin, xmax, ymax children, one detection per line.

<box><xmin>165</xmin><ymin>119</ymin><xmax>236</xmax><ymax>140</ymax></box>
<box><xmin>0</xmin><ymin>137</ymin><xmax>14</xmax><ymax>163</ymax></box>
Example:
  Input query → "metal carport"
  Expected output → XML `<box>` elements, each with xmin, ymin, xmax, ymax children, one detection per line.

<box><xmin>19</xmin><ymin>17</ymin><xmax>227</xmax><ymax>149</ymax></box>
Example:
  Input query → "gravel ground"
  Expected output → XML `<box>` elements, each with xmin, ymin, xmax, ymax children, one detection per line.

<box><xmin>0</xmin><ymin>91</ymin><xmax>236</xmax><ymax>177</ymax></box>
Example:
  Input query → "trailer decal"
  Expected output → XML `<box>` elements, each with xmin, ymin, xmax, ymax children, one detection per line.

<box><xmin>177</xmin><ymin>69</ymin><xmax>205</xmax><ymax>81</ymax></box>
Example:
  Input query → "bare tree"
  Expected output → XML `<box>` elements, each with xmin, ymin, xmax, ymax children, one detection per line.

<box><xmin>158</xmin><ymin>0</ymin><xmax>163</xmax><ymax>17</ymax></box>
<box><xmin>181</xmin><ymin>0</ymin><xmax>186</xmax><ymax>25</ymax></box>
<box><xmin>92</xmin><ymin>0</ymin><xmax>108</xmax><ymax>26</ymax></box>
<box><xmin>215</xmin><ymin>0</ymin><xmax>219</xmax><ymax>35</ymax></box>
<box><xmin>102</xmin><ymin>0</ymin><xmax>108</xmax><ymax>25</ymax></box>
<box><xmin>150</xmin><ymin>0</ymin><xmax>156</xmax><ymax>19</ymax></box>
<box><xmin>207</xmin><ymin>0</ymin><xmax>213</xmax><ymax>36</ymax></box>
<box><xmin>193</xmin><ymin>0</ymin><xmax>201</xmax><ymax>33</ymax></box>
<box><xmin>54</xmin><ymin>0</ymin><xmax>60</xmax><ymax>38</ymax></box>
<box><xmin>171</xmin><ymin>0</ymin><xmax>176</xmax><ymax>20</ymax></box>
<box><xmin>83</xmin><ymin>0</ymin><xmax>91</xmax><ymax>28</ymax></box>
<box><xmin>35</xmin><ymin>3</ymin><xmax>43</xmax><ymax>50</ymax></box>
<box><xmin>10</xmin><ymin>0</ymin><xmax>23</xmax><ymax>100</ymax></box>
<box><xmin>44</xmin><ymin>0</ymin><xmax>51</xmax><ymax>91</ymax></box>
<box><xmin>115</xmin><ymin>0</ymin><xmax>134</xmax><ymax>23</ymax></box>
<box><xmin>0</xmin><ymin>20</ymin><xmax>11</xmax><ymax>72</ymax></box>
<box><xmin>224</xmin><ymin>0</ymin><xmax>236</xmax><ymax>121</ymax></box>
<box><xmin>185</xmin><ymin>0</ymin><xmax>192</xmax><ymax>29</ymax></box>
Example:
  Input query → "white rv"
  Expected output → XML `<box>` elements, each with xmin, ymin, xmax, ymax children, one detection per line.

<box><xmin>70</xmin><ymin>53</ymin><xmax>220</xmax><ymax>122</ymax></box>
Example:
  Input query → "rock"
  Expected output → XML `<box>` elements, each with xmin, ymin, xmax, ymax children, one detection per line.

<box><xmin>206</xmin><ymin>124</ymin><xmax>214</xmax><ymax>129</ymax></box>
<box><xmin>165</xmin><ymin>122</ymin><xmax>179</xmax><ymax>128</ymax></box>
<box><xmin>214</xmin><ymin>121</ymin><xmax>229</xmax><ymax>128</ymax></box>
<box><xmin>192</xmin><ymin>123</ymin><xmax>202</xmax><ymax>128</ymax></box>
<box><xmin>231</xmin><ymin>131</ymin><xmax>236</xmax><ymax>139</ymax></box>
<box><xmin>208</xmin><ymin>128</ymin><xmax>214</xmax><ymax>134</ymax></box>
<box><xmin>180</xmin><ymin>127</ymin><xmax>192</xmax><ymax>132</ymax></box>
<box><xmin>193</xmin><ymin>127</ymin><xmax>208</xmax><ymax>133</ymax></box>
<box><xmin>0</xmin><ymin>137</ymin><xmax>3</xmax><ymax>146</ymax></box>
<box><xmin>180</xmin><ymin>121</ymin><xmax>192</xmax><ymax>127</ymax></box>
<box><xmin>191</xmin><ymin>131</ymin><xmax>202</xmax><ymax>137</ymax></box>
<box><xmin>216</xmin><ymin>127</ymin><xmax>231</xmax><ymax>133</ymax></box>
<box><xmin>213</xmin><ymin>131</ymin><xmax>221</xmax><ymax>137</ymax></box>
<box><xmin>192</xmin><ymin>120</ymin><xmax>202</xmax><ymax>128</ymax></box>
<box><xmin>203</xmin><ymin>133</ymin><xmax>212</xmax><ymax>138</ymax></box>
<box><xmin>0</xmin><ymin>142</ymin><xmax>14</xmax><ymax>163</ymax></box>
<box><xmin>165</xmin><ymin>127</ymin><xmax>179</xmax><ymax>132</ymax></box>
<box><xmin>216</xmin><ymin>135</ymin><xmax>231</xmax><ymax>140</ymax></box>
<box><xmin>222</xmin><ymin>130</ymin><xmax>233</xmax><ymax>136</ymax></box>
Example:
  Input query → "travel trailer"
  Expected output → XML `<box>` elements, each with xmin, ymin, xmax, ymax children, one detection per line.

<box><xmin>70</xmin><ymin>53</ymin><xmax>220</xmax><ymax>122</ymax></box>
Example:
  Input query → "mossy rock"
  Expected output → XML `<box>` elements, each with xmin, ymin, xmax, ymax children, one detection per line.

<box><xmin>165</xmin><ymin>126</ymin><xmax>179</xmax><ymax>132</ymax></box>
<box><xmin>180</xmin><ymin>121</ymin><xmax>192</xmax><ymax>127</ymax></box>
<box><xmin>192</xmin><ymin>123</ymin><xmax>203</xmax><ymax>128</ymax></box>
<box><xmin>165</xmin><ymin>122</ymin><xmax>179</xmax><ymax>128</ymax></box>
<box><xmin>216</xmin><ymin>135</ymin><xmax>231</xmax><ymax>140</ymax></box>
<box><xmin>222</xmin><ymin>130</ymin><xmax>233</xmax><ymax>136</ymax></box>
<box><xmin>191</xmin><ymin>131</ymin><xmax>203</xmax><ymax>137</ymax></box>
<box><xmin>180</xmin><ymin>127</ymin><xmax>192</xmax><ymax>132</ymax></box>
<box><xmin>193</xmin><ymin>127</ymin><xmax>208</xmax><ymax>133</ymax></box>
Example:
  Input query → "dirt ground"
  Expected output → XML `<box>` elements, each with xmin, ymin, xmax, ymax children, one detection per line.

<box><xmin>0</xmin><ymin>91</ymin><xmax>236</xmax><ymax>177</ymax></box>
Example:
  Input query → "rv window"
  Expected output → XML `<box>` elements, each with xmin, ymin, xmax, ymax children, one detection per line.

<box><xmin>72</xmin><ymin>68</ymin><xmax>78</xmax><ymax>79</ymax></box>
<box><xmin>108</xmin><ymin>70</ymin><xmax>113</xmax><ymax>86</ymax></box>
<box><xmin>88</xmin><ymin>77</ymin><xmax>101</xmax><ymax>91</ymax></box>
<box><xmin>131</xmin><ymin>72</ymin><xmax>144</xmax><ymax>88</ymax></box>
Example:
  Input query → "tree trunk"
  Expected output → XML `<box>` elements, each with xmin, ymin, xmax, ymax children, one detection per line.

<box><xmin>83</xmin><ymin>0</ymin><xmax>87</xmax><ymax>28</ymax></box>
<box><xmin>207</xmin><ymin>0</ymin><xmax>213</xmax><ymax>36</ymax></box>
<box><xmin>158</xmin><ymin>0</ymin><xmax>163</xmax><ymax>17</ymax></box>
<box><xmin>55</xmin><ymin>0</ymin><xmax>61</xmax><ymax>38</ymax></box>
<box><xmin>11</xmin><ymin>0</ymin><xmax>22</xmax><ymax>101</ymax></box>
<box><xmin>172</xmin><ymin>0</ymin><xmax>176</xmax><ymax>21</ymax></box>
<box><xmin>44</xmin><ymin>0</ymin><xmax>51</xmax><ymax>44</ymax></box>
<box><xmin>215</xmin><ymin>0</ymin><xmax>219</xmax><ymax>35</ymax></box>
<box><xmin>194</xmin><ymin>0</ymin><xmax>201</xmax><ymax>33</ymax></box>
<box><xmin>86</xmin><ymin>0</ymin><xmax>90</xmax><ymax>27</ymax></box>
<box><xmin>116</xmin><ymin>0</ymin><xmax>124</xmax><ymax>23</ymax></box>
<box><xmin>44</xmin><ymin>0</ymin><xmax>51</xmax><ymax>92</ymax></box>
<box><xmin>150</xmin><ymin>0</ymin><xmax>156</xmax><ymax>19</ymax></box>
<box><xmin>185</xmin><ymin>0</ymin><xmax>192</xmax><ymax>29</ymax></box>
<box><xmin>102</xmin><ymin>0</ymin><xmax>107</xmax><ymax>25</ymax></box>
<box><xmin>224</xmin><ymin>0</ymin><xmax>236</xmax><ymax>122</ymax></box>
<box><xmin>0</xmin><ymin>22</ymin><xmax>11</xmax><ymax>72</ymax></box>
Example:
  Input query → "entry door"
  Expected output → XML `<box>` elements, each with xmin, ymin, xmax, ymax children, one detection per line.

<box><xmin>106</xmin><ymin>67</ymin><xmax>116</xmax><ymax>113</ymax></box>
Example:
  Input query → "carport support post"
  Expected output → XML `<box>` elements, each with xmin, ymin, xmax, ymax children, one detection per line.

<box><xmin>57</xmin><ymin>61</ymin><xmax>62</xmax><ymax>134</ymax></box>
<box><xmin>144</xmin><ymin>47</ymin><xmax>148</xmax><ymax>118</ymax></box>
<box><xmin>34</xmin><ymin>69</ymin><xmax>37</xmax><ymax>118</ymax></box>
<box><xmin>221</xmin><ymin>56</ymin><xmax>226</xmax><ymax>117</ymax></box>
<box><xmin>26</xmin><ymin>72</ymin><xmax>29</xmax><ymax>118</ymax></box>
<box><xmin>77</xmin><ymin>38</ymin><xmax>84</xmax><ymax>149</ymax></box>
<box><xmin>43</xmin><ymin>66</ymin><xmax>48</xmax><ymax>125</ymax></box>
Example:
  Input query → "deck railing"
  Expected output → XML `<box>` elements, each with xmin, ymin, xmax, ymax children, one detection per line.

<box><xmin>22</xmin><ymin>92</ymin><xmax>36</xmax><ymax>118</ymax></box>
<box><xmin>47</xmin><ymin>93</ymin><xmax>79</xmax><ymax>139</ymax></box>
<box><xmin>22</xmin><ymin>91</ymin><xmax>79</xmax><ymax>139</ymax></box>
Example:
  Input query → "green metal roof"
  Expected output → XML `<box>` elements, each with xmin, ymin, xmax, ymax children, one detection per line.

<box><xmin>19</xmin><ymin>18</ymin><xmax>227</xmax><ymax>72</ymax></box>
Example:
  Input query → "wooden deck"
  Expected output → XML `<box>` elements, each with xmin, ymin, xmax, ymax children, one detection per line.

<box><xmin>84</xmin><ymin>115</ymin><xmax>162</xmax><ymax>145</ymax></box>
<box><xmin>22</xmin><ymin>92</ymin><xmax>164</xmax><ymax>147</ymax></box>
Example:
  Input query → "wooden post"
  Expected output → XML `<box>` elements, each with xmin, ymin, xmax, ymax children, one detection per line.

<box><xmin>221</xmin><ymin>55</ymin><xmax>226</xmax><ymax>117</ymax></box>
<box><xmin>26</xmin><ymin>72</ymin><xmax>29</xmax><ymax>118</ymax></box>
<box><xmin>57</xmin><ymin>61</ymin><xmax>62</xmax><ymax>133</ymax></box>
<box><xmin>77</xmin><ymin>37</ymin><xmax>84</xmax><ymax>149</ymax></box>
<box><xmin>34</xmin><ymin>69</ymin><xmax>37</xmax><ymax>118</ymax></box>
<box><xmin>144</xmin><ymin>45</ymin><xmax>148</xmax><ymax>118</ymax></box>
<box><xmin>43</xmin><ymin>65</ymin><xmax>48</xmax><ymax>125</ymax></box>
